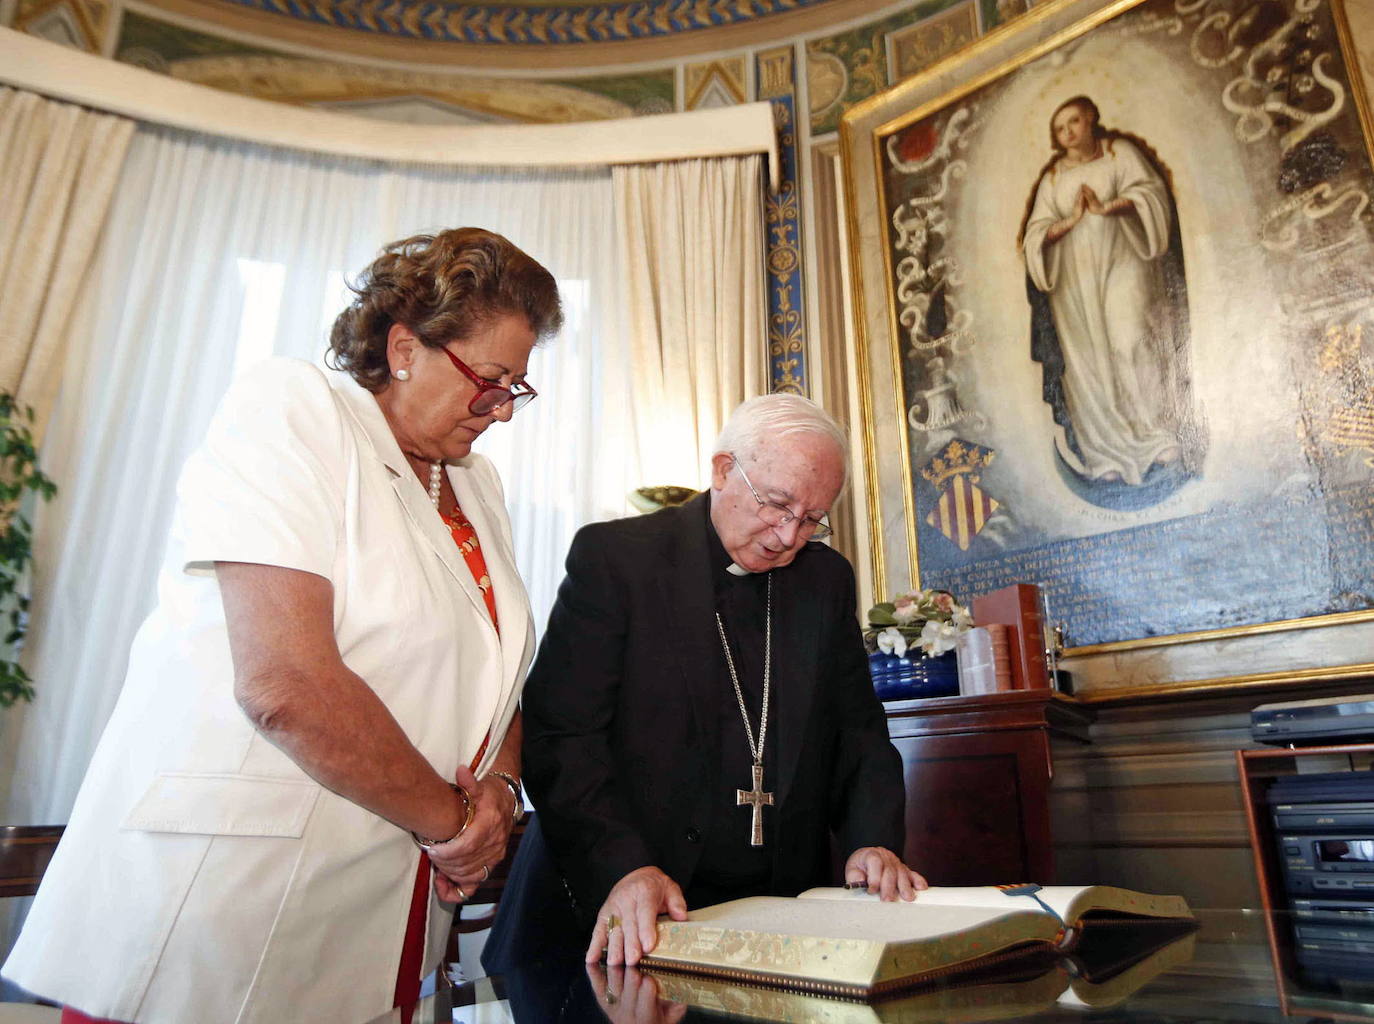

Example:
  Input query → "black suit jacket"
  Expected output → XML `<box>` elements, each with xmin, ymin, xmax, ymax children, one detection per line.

<box><xmin>487</xmin><ymin>495</ymin><xmax>905</xmax><ymax>966</ymax></box>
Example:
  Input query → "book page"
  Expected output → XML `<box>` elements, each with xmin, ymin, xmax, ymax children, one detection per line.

<box><xmin>645</xmin><ymin>897</ymin><xmax>1061</xmax><ymax>991</ymax></box>
<box><xmin>677</xmin><ymin>896</ymin><xmax>1048</xmax><ymax>943</ymax></box>
<box><xmin>798</xmin><ymin>885</ymin><xmax>1192</xmax><ymax>926</ymax></box>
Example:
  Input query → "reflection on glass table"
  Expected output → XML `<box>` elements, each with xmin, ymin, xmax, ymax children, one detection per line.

<box><xmin>440</xmin><ymin>910</ymin><xmax>1374</xmax><ymax>1024</ymax></box>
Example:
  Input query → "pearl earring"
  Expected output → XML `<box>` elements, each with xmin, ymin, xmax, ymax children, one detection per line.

<box><xmin>394</xmin><ymin>368</ymin><xmax>411</xmax><ymax>381</ymax></box>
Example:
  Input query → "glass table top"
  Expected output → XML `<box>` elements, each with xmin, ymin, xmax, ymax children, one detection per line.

<box><xmin>432</xmin><ymin>909</ymin><xmax>1374</xmax><ymax>1024</ymax></box>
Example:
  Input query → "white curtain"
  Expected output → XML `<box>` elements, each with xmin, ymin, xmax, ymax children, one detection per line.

<box><xmin>0</xmin><ymin>87</ymin><xmax>134</xmax><ymax>437</ymax></box>
<box><xmin>0</xmin><ymin>125</ymin><xmax>644</xmax><ymax>833</ymax></box>
<box><xmin>613</xmin><ymin>156</ymin><xmax>768</xmax><ymax>489</ymax></box>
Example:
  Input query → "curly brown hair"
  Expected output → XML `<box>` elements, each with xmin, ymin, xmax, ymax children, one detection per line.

<box><xmin>327</xmin><ymin>227</ymin><xmax>563</xmax><ymax>393</ymax></box>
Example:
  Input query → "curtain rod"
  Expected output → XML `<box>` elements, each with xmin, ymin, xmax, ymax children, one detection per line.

<box><xmin>0</xmin><ymin>29</ymin><xmax>780</xmax><ymax>187</ymax></box>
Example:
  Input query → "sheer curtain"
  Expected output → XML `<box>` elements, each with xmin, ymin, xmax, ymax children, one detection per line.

<box><xmin>0</xmin><ymin>125</ymin><xmax>639</xmax><ymax>833</ymax></box>
<box><xmin>613</xmin><ymin>156</ymin><xmax>767</xmax><ymax>487</ymax></box>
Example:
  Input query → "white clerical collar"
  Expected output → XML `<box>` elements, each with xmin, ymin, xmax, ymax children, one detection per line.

<box><xmin>726</xmin><ymin>562</ymin><xmax>750</xmax><ymax>576</ymax></box>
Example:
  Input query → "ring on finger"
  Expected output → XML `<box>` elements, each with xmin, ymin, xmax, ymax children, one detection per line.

<box><xmin>455</xmin><ymin>885</ymin><xmax>468</xmax><ymax>902</ymax></box>
<box><xmin>605</xmin><ymin>914</ymin><xmax>621</xmax><ymax>931</ymax></box>
<box><xmin>480</xmin><ymin>864</ymin><xmax>490</xmax><ymax>882</ymax></box>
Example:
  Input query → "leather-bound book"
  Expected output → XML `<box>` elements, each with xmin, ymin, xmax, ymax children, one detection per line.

<box><xmin>971</xmin><ymin>584</ymin><xmax>1049</xmax><ymax>690</ymax></box>
<box><xmin>985</xmin><ymin>623</ymin><xmax>1015</xmax><ymax>691</ymax></box>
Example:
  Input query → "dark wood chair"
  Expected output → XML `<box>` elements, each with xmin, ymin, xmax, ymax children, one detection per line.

<box><xmin>1</xmin><ymin>826</ymin><xmax>65</xmax><ymax>1020</ymax></box>
<box><xmin>0</xmin><ymin>826</ymin><xmax>63</xmax><ymax>899</ymax></box>
<box><xmin>444</xmin><ymin>811</ymin><xmax>529</xmax><ymax>972</ymax></box>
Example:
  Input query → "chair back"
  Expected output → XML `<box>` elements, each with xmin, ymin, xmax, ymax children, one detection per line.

<box><xmin>1</xmin><ymin>826</ymin><xmax>64</xmax><ymax>1019</ymax></box>
<box><xmin>0</xmin><ymin>826</ymin><xmax>63</xmax><ymax>899</ymax></box>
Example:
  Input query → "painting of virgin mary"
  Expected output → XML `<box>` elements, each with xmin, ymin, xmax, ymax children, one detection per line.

<box><xmin>1019</xmin><ymin>95</ymin><xmax>1205</xmax><ymax>504</ymax></box>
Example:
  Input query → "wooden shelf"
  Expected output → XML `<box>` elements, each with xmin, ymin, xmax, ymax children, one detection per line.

<box><xmin>1236</xmin><ymin>744</ymin><xmax>1374</xmax><ymax>1021</ymax></box>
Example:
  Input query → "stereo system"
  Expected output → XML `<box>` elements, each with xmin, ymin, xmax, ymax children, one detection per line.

<box><xmin>1275</xmin><ymin>827</ymin><xmax>1374</xmax><ymax>895</ymax></box>
<box><xmin>1268</xmin><ymin>770</ymin><xmax>1374</xmax><ymax>976</ymax></box>
<box><xmin>1252</xmin><ymin>694</ymin><xmax>1374</xmax><ymax>746</ymax></box>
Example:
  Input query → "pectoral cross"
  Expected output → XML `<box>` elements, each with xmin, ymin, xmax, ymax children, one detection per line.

<box><xmin>736</xmin><ymin>762</ymin><xmax>774</xmax><ymax>847</ymax></box>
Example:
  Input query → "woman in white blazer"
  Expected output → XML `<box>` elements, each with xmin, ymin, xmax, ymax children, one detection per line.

<box><xmin>4</xmin><ymin>228</ymin><xmax>561</xmax><ymax>1024</ymax></box>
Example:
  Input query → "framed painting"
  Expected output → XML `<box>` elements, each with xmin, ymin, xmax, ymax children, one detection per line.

<box><xmin>840</xmin><ymin>0</ymin><xmax>1374</xmax><ymax>698</ymax></box>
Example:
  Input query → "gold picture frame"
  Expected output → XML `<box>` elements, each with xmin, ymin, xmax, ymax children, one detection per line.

<box><xmin>840</xmin><ymin>0</ymin><xmax>1374</xmax><ymax>699</ymax></box>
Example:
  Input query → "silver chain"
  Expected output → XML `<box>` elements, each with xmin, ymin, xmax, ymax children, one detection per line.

<box><xmin>713</xmin><ymin>573</ymin><xmax>771</xmax><ymax>765</ymax></box>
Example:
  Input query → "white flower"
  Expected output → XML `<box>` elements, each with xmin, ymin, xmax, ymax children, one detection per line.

<box><xmin>876</xmin><ymin>626</ymin><xmax>908</xmax><ymax>658</ymax></box>
<box><xmin>919</xmin><ymin>619</ymin><xmax>960</xmax><ymax>657</ymax></box>
<box><xmin>952</xmin><ymin>607</ymin><xmax>974</xmax><ymax>630</ymax></box>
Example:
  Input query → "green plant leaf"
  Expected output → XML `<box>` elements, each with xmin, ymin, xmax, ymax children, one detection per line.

<box><xmin>867</xmin><ymin>606</ymin><xmax>897</xmax><ymax>626</ymax></box>
<box><xmin>0</xmin><ymin>389</ymin><xmax>57</xmax><ymax>707</ymax></box>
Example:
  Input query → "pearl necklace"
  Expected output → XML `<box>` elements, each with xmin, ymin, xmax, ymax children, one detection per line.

<box><xmin>428</xmin><ymin>461</ymin><xmax>443</xmax><ymax>508</ymax></box>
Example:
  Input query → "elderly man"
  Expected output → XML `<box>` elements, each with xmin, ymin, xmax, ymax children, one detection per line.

<box><xmin>486</xmin><ymin>394</ymin><xmax>924</xmax><ymax>971</ymax></box>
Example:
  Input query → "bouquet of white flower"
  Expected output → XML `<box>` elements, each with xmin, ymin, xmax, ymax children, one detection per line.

<box><xmin>863</xmin><ymin>588</ymin><xmax>973</xmax><ymax>659</ymax></box>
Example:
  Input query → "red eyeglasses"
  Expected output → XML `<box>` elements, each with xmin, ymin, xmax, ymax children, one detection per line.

<box><xmin>439</xmin><ymin>346</ymin><xmax>538</xmax><ymax>416</ymax></box>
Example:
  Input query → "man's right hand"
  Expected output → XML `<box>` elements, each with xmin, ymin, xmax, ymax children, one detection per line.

<box><xmin>585</xmin><ymin>866</ymin><xmax>688</xmax><ymax>966</ymax></box>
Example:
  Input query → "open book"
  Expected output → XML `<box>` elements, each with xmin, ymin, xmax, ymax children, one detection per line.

<box><xmin>646</xmin><ymin>927</ymin><xmax>1198</xmax><ymax>1022</ymax></box>
<box><xmin>637</xmin><ymin>883</ymin><xmax>1194</xmax><ymax>1000</ymax></box>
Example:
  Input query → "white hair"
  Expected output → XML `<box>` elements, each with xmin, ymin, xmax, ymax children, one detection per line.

<box><xmin>712</xmin><ymin>393</ymin><xmax>850</xmax><ymax>492</ymax></box>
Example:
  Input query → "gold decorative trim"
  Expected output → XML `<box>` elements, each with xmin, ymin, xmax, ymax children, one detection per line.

<box><xmin>870</xmin><ymin>120</ymin><xmax>922</xmax><ymax>594</ymax></box>
<box><xmin>1064</xmin><ymin>608</ymin><xmax>1374</xmax><ymax>658</ymax></box>
<box><xmin>684</xmin><ymin>56</ymin><xmax>746</xmax><ymax>110</ymax></box>
<box><xmin>839</xmin><ymin>115</ymin><xmax>887</xmax><ymax>602</ymax></box>
<box><xmin>1075</xmin><ymin>662</ymin><xmax>1374</xmax><ymax>705</ymax></box>
<box><xmin>1332</xmin><ymin>0</ymin><xmax>1374</xmax><ymax>168</ymax></box>
<box><xmin>17</xmin><ymin>0</ymin><xmax>104</xmax><ymax>49</ymax></box>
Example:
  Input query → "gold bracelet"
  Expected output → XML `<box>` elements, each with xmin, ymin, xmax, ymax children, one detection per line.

<box><xmin>490</xmin><ymin>770</ymin><xmax>524</xmax><ymax>826</ymax></box>
<box><xmin>411</xmin><ymin>783</ymin><xmax>474</xmax><ymax>849</ymax></box>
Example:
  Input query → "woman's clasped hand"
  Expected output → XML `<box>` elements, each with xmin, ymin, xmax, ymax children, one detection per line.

<box><xmin>426</xmin><ymin>764</ymin><xmax>523</xmax><ymax>902</ymax></box>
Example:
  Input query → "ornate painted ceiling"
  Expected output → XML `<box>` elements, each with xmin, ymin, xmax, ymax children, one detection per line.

<box><xmin>205</xmin><ymin>0</ymin><xmax>842</xmax><ymax>45</ymax></box>
<box><xmin>118</xmin><ymin>0</ymin><xmax>893</xmax><ymax>67</ymax></box>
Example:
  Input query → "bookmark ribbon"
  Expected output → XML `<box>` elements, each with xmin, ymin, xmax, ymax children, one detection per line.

<box><xmin>998</xmin><ymin>883</ymin><xmax>1063</xmax><ymax>923</ymax></box>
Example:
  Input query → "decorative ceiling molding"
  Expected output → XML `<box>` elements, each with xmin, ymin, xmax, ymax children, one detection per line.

<box><xmin>137</xmin><ymin>0</ymin><xmax>888</xmax><ymax>68</ymax></box>
<box><xmin>212</xmin><ymin>0</ymin><xmax>836</xmax><ymax>45</ymax></box>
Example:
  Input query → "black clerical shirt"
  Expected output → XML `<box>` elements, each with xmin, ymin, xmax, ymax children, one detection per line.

<box><xmin>689</xmin><ymin>496</ymin><xmax>778</xmax><ymax>908</ymax></box>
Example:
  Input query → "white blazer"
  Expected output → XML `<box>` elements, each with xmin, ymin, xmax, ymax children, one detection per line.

<box><xmin>4</xmin><ymin>360</ymin><xmax>534</xmax><ymax>1023</ymax></box>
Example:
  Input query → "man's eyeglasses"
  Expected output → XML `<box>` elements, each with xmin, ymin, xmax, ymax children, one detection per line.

<box><xmin>439</xmin><ymin>345</ymin><xmax>537</xmax><ymax>416</ymax></box>
<box><xmin>731</xmin><ymin>455</ymin><xmax>832</xmax><ymax>540</ymax></box>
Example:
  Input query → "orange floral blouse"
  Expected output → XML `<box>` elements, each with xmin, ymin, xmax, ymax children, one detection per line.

<box><xmin>441</xmin><ymin>503</ymin><xmax>499</xmax><ymax>633</ymax></box>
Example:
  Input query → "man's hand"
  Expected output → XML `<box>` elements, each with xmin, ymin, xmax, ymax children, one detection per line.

<box><xmin>586</xmin><ymin>866</ymin><xmax>689</xmax><ymax>966</ymax></box>
<box><xmin>586</xmin><ymin>964</ymin><xmax>688</xmax><ymax>1024</ymax></box>
<box><xmin>844</xmin><ymin>847</ymin><xmax>927</xmax><ymax>902</ymax></box>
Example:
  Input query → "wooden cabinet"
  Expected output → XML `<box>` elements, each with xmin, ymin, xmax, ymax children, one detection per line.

<box><xmin>1237</xmin><ymin>743</ymin><xmax>1374</xmax><ymax>1022</ymax></box>
<box><xmin>885</xmin><ymin>690</ymin><xmax>1092</xmax><ymax>886</ymax></box>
